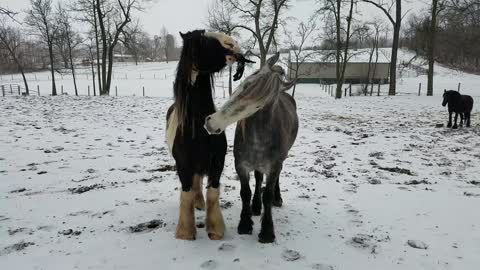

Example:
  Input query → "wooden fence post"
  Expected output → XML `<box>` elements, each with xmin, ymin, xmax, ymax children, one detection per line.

<box><xmin>349</xmin><ymin>84</ymin><xmax>352</xmax><ymax>96</ymax></box>
<box><xmin>344</xmin><ymin>87</ymin><xmax>347</xmax><ymax>97</ymax></box>
<box><xmin>115</xmin><ymin>86</ymin><xmax>118</xmax><ymax>96</ymax></box>
<box><xmin>61</xmin><ymin>85</ymin><xmax>64</xmax><ymax>95</ymax></box>
<box><xmin>37</xmin><ymin>85</ymin><xmax>40</xmax><ymax>96</ymax></box>
<box><xmin>377</xmin><ymin>83</ymin><xmax>381</xmax><ymax>96</ymax></box>
<box><xmin>2</xmin><ymin>85</ymin><xmax>5</xmax><ymax>96</ymax></box>
<box><xmin>457</xmin><ymin>83</ymin><xmax>461</xmax><ymax>92</ymax></box>
<box><xmin>18</xmin><ymin>85</ymin><xmax>21</xmax><ymax>95</ymax></box>
<box><xmin>143</xmin><ymin>86</ymin><xmax>145</xmax><ymax>96</ymax></box>
<box><xmin>88</xmin><ymin>86</ymin><xmax>90</xmax><ymax>96</ymax></box>
<box><xmin>418</xmin><ymin>83</ymin><xmax>422</xmax><ymax>96</ymax></box>
<box><xmin>10</xmin><ymin>84</ymin><xmax>13</xmax><ymax>94</ymax></box>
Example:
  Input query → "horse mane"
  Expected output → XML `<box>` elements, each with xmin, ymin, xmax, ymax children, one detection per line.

<box><xmin>173</xmin><ymin>30</ymin><xmax>215</xmax><ymax>133</ymax></box>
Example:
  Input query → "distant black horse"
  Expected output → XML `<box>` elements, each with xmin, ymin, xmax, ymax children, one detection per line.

<box><xmin>166</xmin><ymin>30</ymin><xmax>245</xmax><ymax>241</ymax></box>
<box><xmin>442</xmin><ymin>90</ymin><xmax>474</xmax><ymax>129</ymax></box>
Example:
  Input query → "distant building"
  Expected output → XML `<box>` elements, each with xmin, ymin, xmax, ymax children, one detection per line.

<box><xmin>288</xmin><ymin>49</ymin><xmax>391</xmax><ymax>84</ymax></box>
<box><xmin>113</xmin><ymin>54</ymin><xmax>135</xmax><ymax>62</ymax></box>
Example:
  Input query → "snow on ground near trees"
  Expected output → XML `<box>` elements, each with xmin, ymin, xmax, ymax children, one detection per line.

<box><xmin>2</xmin><ymin>49</ymin><xmax>480</xmax><ymax>98</ymax></box>
<box><xmin>1</xmin><ymin>91</ymin><xmax>480</xmax><ymax>270</ymax></box>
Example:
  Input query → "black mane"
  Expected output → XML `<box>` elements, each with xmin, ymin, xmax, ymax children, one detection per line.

<box><xmin>173</xmin><ymin>30</ymin><xmax>230</xmax><ymax>131</ymax></box>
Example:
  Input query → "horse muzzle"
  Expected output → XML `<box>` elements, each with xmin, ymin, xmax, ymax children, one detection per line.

<box><xmin>204</xmin><ymin>117</ymin><xmax>223</xmax><ymax>135</ymax></box>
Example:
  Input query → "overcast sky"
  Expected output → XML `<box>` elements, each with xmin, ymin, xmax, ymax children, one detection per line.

<box><xmin>2</xmin><ymin>0</ymin><xmax>428</xmax><ymax>41</ymax></box>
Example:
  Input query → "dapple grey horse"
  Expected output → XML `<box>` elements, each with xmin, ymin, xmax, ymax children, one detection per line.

<box><xmin>204</xmin><ymin>53</ymin><xmax>298</xmax><ymax>243</ymax></box>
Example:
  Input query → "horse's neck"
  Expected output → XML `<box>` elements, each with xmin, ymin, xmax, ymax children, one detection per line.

<box><xmin>186</xmin><ymin>74</ymin><xmax>216</xmax><ymax>118</ymax></box>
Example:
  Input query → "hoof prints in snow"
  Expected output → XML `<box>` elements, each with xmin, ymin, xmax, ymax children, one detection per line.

<box><xmin>128</xmin><ymin>220</ymin><xmax>165</xmax><ymax>233</ymax></box>
<box><xmin>282</xmin><ymin>249</ymin><xmax>301</xmax><ymax>261</ymax></box>
<box><xmin>200</xmin><ymin>260</ymin><xmax>217</xmax><ymax>269</ymax></box>
<box><xmin>407</xmin><ymin>240</ymin><xmax>428</xmax><ymax>250</ymax></box>
<box><xmin>68</xmin><ymin>184</ymin><xmax>105</xmax><ymax>194</ymax></box>
<box><xmin>378</xmin><ymin>167</ymin><xmax>415</xmax><ymax>176</ymax></box>
<box><xmin>1</xmin><ymin>241</ymin><xmax>35</xmax><ymax>256</ymax></box>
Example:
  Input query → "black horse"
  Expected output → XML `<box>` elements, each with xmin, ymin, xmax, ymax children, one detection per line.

<box><xmin>166</xmin><ymin>30</ymin><xmax>244</xmax><ymax>241</ymax></box>
<box><xmin>442</xmin><ymin>90</ymin><xmax>474</xmax><ymax>129</ymax></box>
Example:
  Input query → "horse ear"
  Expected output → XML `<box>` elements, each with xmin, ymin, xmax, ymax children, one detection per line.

<box><xmin>179</xmin><ymin>32</ymin><xmax>186</xmax><ymax>39</ymax></box>
<box><xmin>444</xmin><ymin>89</ymin><xmax>446</xmax><ymax>93</ymax></box>
<box><xmin>280</xmin><ymin>79</ymin><xmax>297</xmax><ymax>92</ymax></box>
<box><xmin>266</xmin><ymin>52</ymin><xmax>280</xmax><ymax>68</ymax></box>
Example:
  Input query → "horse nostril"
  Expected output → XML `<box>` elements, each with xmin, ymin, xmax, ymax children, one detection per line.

<box><xmin>216</xmin><ymin>128</ymin><xmax>221</xmax><ymax>133</ymax></box>
<box><xmin>207</xmin><ymin>116</ymin><xmax>212</xmax><ymax>121</ymax></box>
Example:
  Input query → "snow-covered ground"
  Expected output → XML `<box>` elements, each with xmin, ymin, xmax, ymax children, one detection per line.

<box><xmin>1</xmin><ymin>53</ymin><xmax>480</xmax><ymax>270</ymax></box>
<box><xmin>1</xmin><ymin>92</ymin><xmax>480</xmax><ymax>270</ymax></box>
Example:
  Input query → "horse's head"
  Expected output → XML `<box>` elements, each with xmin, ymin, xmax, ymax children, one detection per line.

<box><xmin>442</xmin><ymin>90</ymin><xmax>460</xmax><ymax>107</ymax></box>
<box><xmin>204</xmin><ymin>53</ymin><xmax>296</xmax><ymax>135</ymax></box>
<box><xmin>177</xmin><ymin>30</ymin><xmax>240</xmax><ymax>81</ymax></box>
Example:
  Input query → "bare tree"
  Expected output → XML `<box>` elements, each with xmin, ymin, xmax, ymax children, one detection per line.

<box><xmin>319</xmin><ymin>0</ymin><xmax>356</xmax><ymax>99</ymax></box>
<box><xmin>0</xmin><ymin>6</ymin><xmax>18</xmax><ymax>21</ymax></box>
<box><xmin>426</xmin><ymin>0</ymin><xmax>446</xmax><ymax>96</ymax></box>
<box><xmin>361</xmin><ymin>0</ymin><xmax>403</xmax><ymax>96</ymax></box>
<box><xmin>96</xmin><ymin>0</ymin><xmax>139</xmax><ymax>95</ymax></box>
<box><xmin>207</xmin><ymin>0</ymin><xmax>239</xmax><ymax>95</ymax></box>
<box><xmin>284</xmin><ymin>17</ymin><xmax>317</xmax><ymax>97</ymax></box>
<box><xmin>159</xmin><ymin>26</ymin><xmax>174</xmax><ymax>63</ymax></box>
<box><xmin>57</xmin><ymin>3</ymin><xmax>82</xmax><ymax>96</ymax></box>
<box><xmin>0</xmin><ymin>21</ymin><xmax>29</xmax><ymax>95</ymax></box>
<box><xmin>225</xmin><ymin>0</ymin><xmax>290</xmax><ymax>66</ymax></box>
<box><xmin>26</xmin><ymin>0</ymin><xmax>58</xmax><ymax>96</ymax></box>
<box><xmin>364</xmin><ymin>20</ymin><xmax>384</xmax><ymax>95</ymax></box>
<box><xmin>73</xmin><ymin>0</ymin><xmax>103</xmax><ymax>94</ymax></box>
<box><xmin>122</xmin><ymin>20</ymin><xmax>143</xmax><ymax>65</ymax></box>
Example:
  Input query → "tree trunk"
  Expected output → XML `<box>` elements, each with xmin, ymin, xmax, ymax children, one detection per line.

<box><xmin>389</xmin><ymin>1</ymin><xmax>402</xmax><ymax>96</ymax></box>
<box><xmin>292</xmin><ymin>68</ymin><xmax>298</xmax><ymax>98</ymax></box>
<box><xmin>338</xmin><ymin>0</ymin><xmax>355</xmax><ymax>99</ymax></box>
<box><xmin>105</xmin><ymin>46</ymin><xmax>115</xmax><ymax>95</ymax></box>
<box><xmin>66</xmin><ymin>30</ymin><xmax>78</xmax><ymax>96</ymax></box>
<box><xmin>93</xmin><ymin>0</ymin><xmax>102</xmax><ymax>95</ymax></box>
<box><xmin>427</xmin><ymin>0</ymin><xmax>438</xmax><ymax>96</ymax></box>
<box><xmin>48</xmin><ymin>41</ymin><xmax>57</xmax><ymax>96</ymax></box>
<box><xmin>20</xmin><ymin>66</ymin><xmax>29</xmax><ymax>95</ymax></box>
<box><xmin>335</xmin><ymin>0</ymin><xmax>342</xmax><ymax>99</ymax></box>
<box><xmin>96</xmin><ymin>1</ymin><xmax>108</xmax><ymax>95</ymax></box>
<box><xmin>91</xmin><ymin>59</ymin><xmax>96</xmax><ymax>96</ymax></box>
<box><xmin>228</xmin><ymin>66</ymin><xmax>232</xmax><ymax>96</ymax></box>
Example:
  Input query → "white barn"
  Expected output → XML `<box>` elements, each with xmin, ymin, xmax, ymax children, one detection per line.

<box><xmin>288</xmin><ymin>49</ymin><xmax>391</xmax><ymax>84</ymax></box>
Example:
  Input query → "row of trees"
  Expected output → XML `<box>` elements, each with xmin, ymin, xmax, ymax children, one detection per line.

<box><xmin>206</xmin><ymin>0</ymin><xmax>405</xmax><ymax>98</ymax></box>
<box><xmin>0</xmin><ymin>0</ymin><xmax>179</xmax><ymax>96</ymax></box>
<box><xmin>208</xmin><ymin>0</ymin><xmax>464</xmax><ymax>98</ymax></box>
<box><xmin>404</xmin><ymin>0</ymin><xmax>480</xmax><ymax>92</ymax></box>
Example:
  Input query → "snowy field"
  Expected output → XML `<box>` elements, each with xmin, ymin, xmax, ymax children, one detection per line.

<box><xmin>1</xmin><ymin>53</ymin><xmax>480</xmax><ymax>270</ymax></box>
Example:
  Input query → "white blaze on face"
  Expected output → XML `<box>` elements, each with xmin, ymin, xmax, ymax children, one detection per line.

<box><xmin>204</xmin><ymin>32</ymin><xmax>240</xmax><ymax>66</ymax></box>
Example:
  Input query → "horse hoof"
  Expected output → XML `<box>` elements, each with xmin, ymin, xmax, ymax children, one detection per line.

<box><xmin>452</xmin><ymin>125</ymin><xmax>458</xmax><ymax>129</ymax></box>
<box><xmin>447</xmin><ymin>124</ymin><xmax>452</xmax><ymax>128</ymax></box>
<box><xmin>237</xmin><ymin>226</ymin><xmax>253</xmax><ymax>235</ymax></box>
<box><xmin>258</xmin><ymin>232</ymin><xmax>275</xmax><ymax>243</ymax></box>
<box><xmin>237</xmin><ymin>220</ymin><xmax>253</xmax><ymax>235</ymax></box>
<box><xmin>175</xmin><ymin>230</ymin><xmax>196</xmax><ymax>241</ymax></box>
<box><xmin>208</xmin><ymin>232</ymin><xmax>223</xmax><ymax>240</ymax></box>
